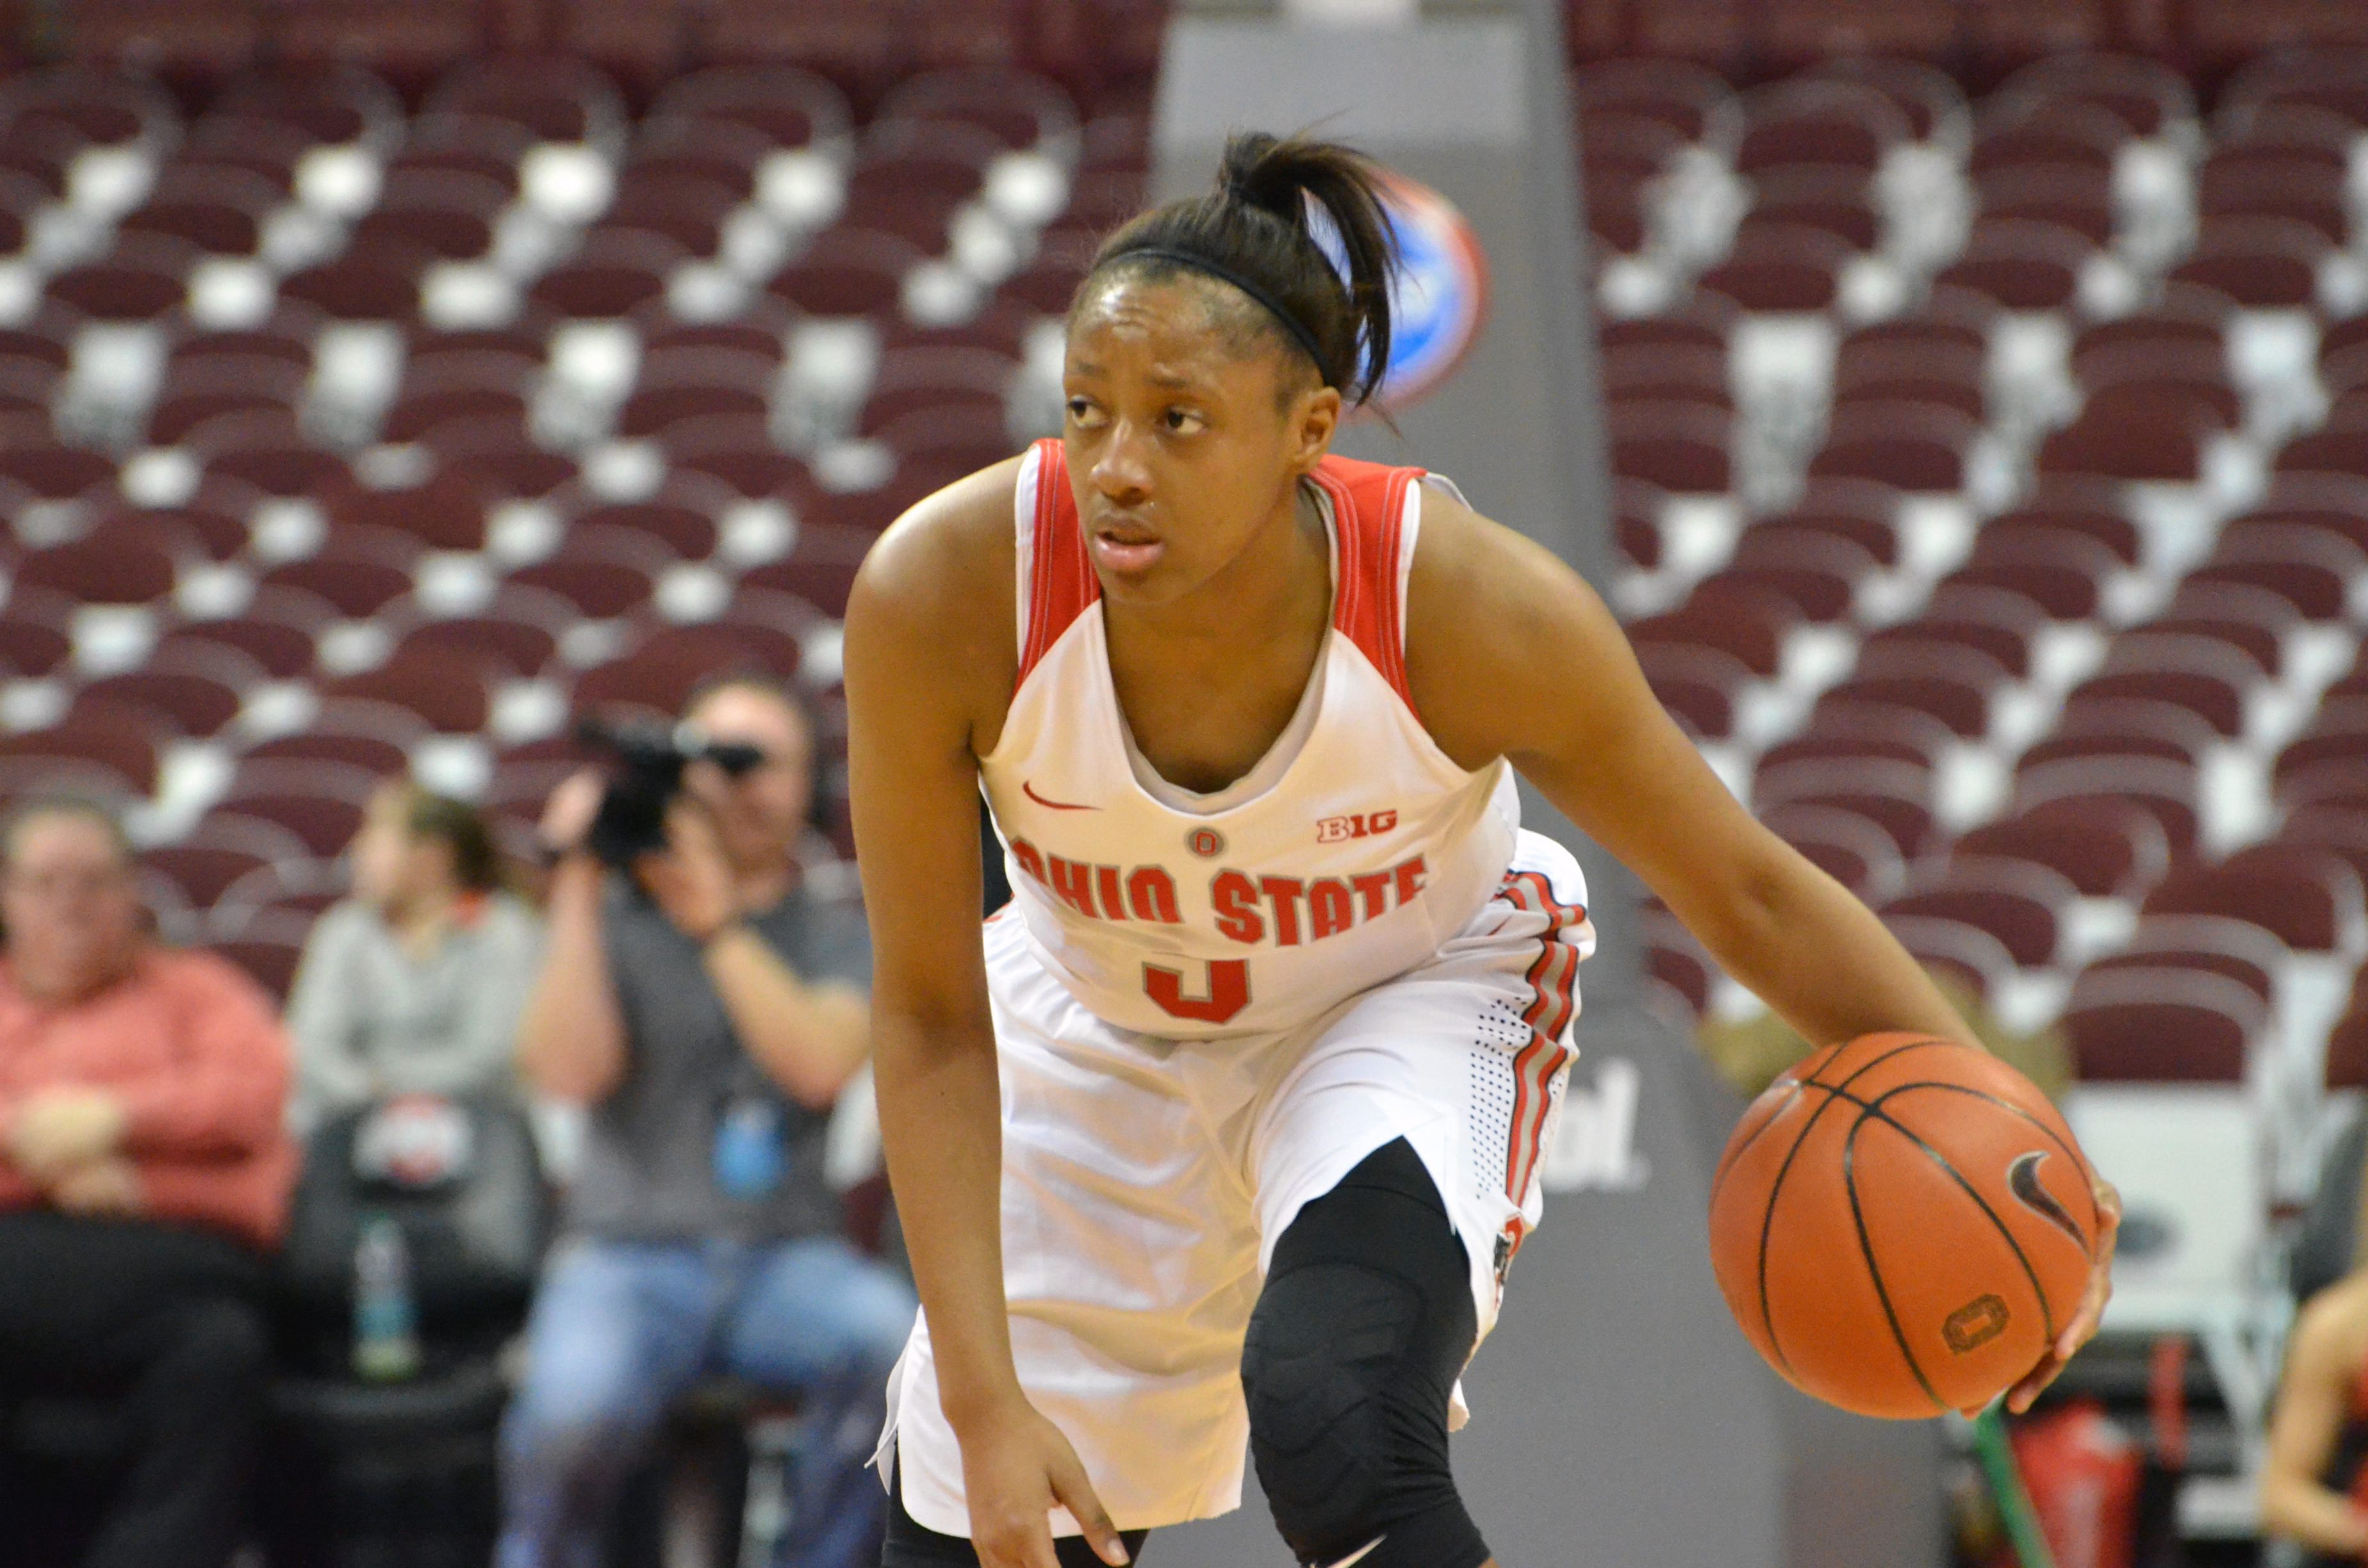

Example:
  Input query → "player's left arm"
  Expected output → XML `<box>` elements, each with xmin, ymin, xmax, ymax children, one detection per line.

<box><xmin>1405</xmin><ymin>486</ymin><xmax>2116</xmax><ymax>1409</ymax></box>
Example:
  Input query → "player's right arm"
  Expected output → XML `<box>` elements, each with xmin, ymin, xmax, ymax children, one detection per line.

<box><xmin>844</xmin><ymin>464</ymin><xmax>1128</xmax><ymax>1568</ymax></box>
<box><xmin>2261</xmin><ymin>1282</ymin><xmax>2368</xmax><ymax>1557</ymax></box>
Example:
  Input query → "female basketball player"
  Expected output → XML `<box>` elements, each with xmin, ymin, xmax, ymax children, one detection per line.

<box><xmin>2264</xmin><ymin>1267</ymin><xmax>2368</xmax><ymax>1562</ymax></box>
<box><xmin>844</xmin><ymin>132</ymin><xmax>2121</xmax><ymax>1568</ymax></box>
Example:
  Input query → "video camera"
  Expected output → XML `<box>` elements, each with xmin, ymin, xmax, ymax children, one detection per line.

<box><xmin>575</xmin><ymin>717</ymin><xmax>768</xmax><ymax>868</ymax></box>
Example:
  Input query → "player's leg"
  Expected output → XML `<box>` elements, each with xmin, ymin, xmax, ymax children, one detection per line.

<box><xmin>1241</xmin><ymin>831</ymin><xmax>1591</xmax><ymax>1568</ymax></box>
<box><xmin>885</xmin><ymin>912</ymin><xmax>1266</xmax><ymax>1552</ymax></box>
<box><xmin>497</xmin><ymin>1242</ymin><xmax>723</xmax><ymax>1568</ymax></box>
<box><xmin>1242</xmin><ymin>1137</ymin><xmax>1491</xmax><ymax>1568</ymax></box>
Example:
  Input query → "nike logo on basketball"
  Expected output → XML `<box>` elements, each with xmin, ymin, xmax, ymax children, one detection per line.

<box><xmin>2007</xmin><ymin>1152</ymin><xmax>2089</xmax><ymax>1249</ymax></box>
<box><xmin>1022</xmin><ymin>781</ymin><xmax>1098</xmax><ymax>812</ymax></box>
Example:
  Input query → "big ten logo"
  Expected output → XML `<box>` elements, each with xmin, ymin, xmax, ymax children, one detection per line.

<box><xmin>1316</xmin><ymin>809</ymin><xmax>1398</xmax><ymax>844</ymax></box>
<box><xmin>1542</xmin><ymin>1056</ymin><xmax>1649</xmax><ymax>1193</ymax></box>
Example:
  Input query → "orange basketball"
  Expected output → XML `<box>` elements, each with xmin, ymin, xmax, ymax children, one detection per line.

<box><xmin>1707</xmin><ymin>1032</ymin><xmax>2100</xmax><ymax>1419</ymax></box>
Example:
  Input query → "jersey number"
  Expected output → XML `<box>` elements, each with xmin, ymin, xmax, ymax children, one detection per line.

<box><xmin>1143</xmin><ymin>959</ymin><xmax>1250</xmax><ymax>1024</ymax></box>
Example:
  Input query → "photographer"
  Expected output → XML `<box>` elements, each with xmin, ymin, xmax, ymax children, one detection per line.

<box><xmin>498</xmin><ymin>675</ymin><xmax>915</xmax><ymax>1568</ymax></box>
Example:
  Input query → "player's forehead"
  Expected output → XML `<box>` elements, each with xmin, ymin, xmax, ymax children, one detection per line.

<box><xmin>1065</xmin><ymin>272</ymin><xmax>1269</xmax><ymax>393</ymax></box>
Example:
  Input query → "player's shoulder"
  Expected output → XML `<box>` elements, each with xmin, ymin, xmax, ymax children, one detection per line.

<box><xmin>1399</xmin><ymin>473</ymin><xmax>1628</xmax><ymax>765</ymax></box>
<box><xmin>850</xmin><ymin>453</ymin><xmax>1023</xmax><ymax>633</ymax></box>
<box><xmin>1408</xmin><ymin>477</ymin><xmax>1570</xmax><ymax>600</ymax></box>
<box><xmin>1404</xmin><ymin>473</ymin><xmax>1597</xmax><ymax>656</ymax></box>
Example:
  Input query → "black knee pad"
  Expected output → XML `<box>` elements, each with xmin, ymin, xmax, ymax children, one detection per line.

<box><xmin>1241</xmin><ymin>1139</ymin><xmax>1490</xmax><ymax>1568</ymax></box>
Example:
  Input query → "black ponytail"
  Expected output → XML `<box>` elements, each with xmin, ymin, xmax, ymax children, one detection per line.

<box><xmin>1082</xmin><ymin>131</ymin><xmax>1401</xmax><ymax>406</ymax></box>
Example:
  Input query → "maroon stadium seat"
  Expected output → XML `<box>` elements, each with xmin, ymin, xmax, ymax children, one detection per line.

<box><xmin>425</xmin><ymin>54</ymin><xmax>625</xmax><ymax>149</ymax></box>
<box><xmin>876</xmin><ymin>67</ymin><xmax>1080</xmax><ymax>160</ymax></box>
<box><xmin>1933</xmin><ymin>219</ymin><xmax>2093</xmax><ymax>312</ymax></box>
<box><xmin>119</xmin><ymin>166</ymin><xmax>277</xmax><ymax>257</ymax></box>
<box><xmin>1993</xmin><ymin>53</ymin><xmax>2194</xmax><ymax>142</ymax></box>
<box><xmin>2014</xmin><ymin>753</ymin><xmax>2199</xmax><ymax>856</ymax></box>
<box><xmin>1576</xmin><ymin>57</ymin><xmax>1739</xmax><ymax>150</ymax></box>
<box><xmin>322</xmin><ymin>646</ymin><xmax>499</xmax><ymax>733</ymax></box>
<box><xmin>74</xmin><ymin>661</ymin><xmax>251</xmax><ymax>738</ymax></box>
<box><xmin>1953</xmin><ymin>797</ymin><xmax>2171</xmax><ymax>899</ymax></box>
<box><xmin>15</xmin><ymin>535</ymin><xmax>177</xmax><ymax>605</ymax></box>
<box><xmin>1745</xmin><ymin>165</ymin><xmax>1880</xmax><ymax>251</ymax></box>
<box><xmin>768</xmin><ymin>229</ymin><xmax>927</xmax><ymax>318</ymax></box>
<box><xmin>2062</xmin><ymin>972</ymin><xmax>2260</xmax><ymax>1082</ymax></box>
<box><xmin>1975</xmin><ymin>161</ymin><xmax>2115</xmax><ymax>245</ymax></box>
<box><xmin>1607</xmin><ymin>400</ymin><xmax>1731</xmax><ymax>494</ymax></box>
<box><xmin>1697</xmin><ymin>222</ymin><xmax>1855</xmax><ymax>313</ymax></box>
<box><xmin>2094</xmin><ymin>914</ymin><xmax>2284</xmax><ymax>1009</ymax></box>
<box><xmin>531</xmin><ymin>231</ymin><xmax>688</xmax><ymax>322</ymax></box>
<box><xmin>0</xmin><ymin>443</ymin><xmax>118</xmax><ymax>502</ymax></box>
<box><xmin>509</xmin><ymin>556</ymin><xmax>662</xmax><ymax>622</ymax></box>
<box><xmin>1597</xmin><ymin>339</ymin><xmax>1731</xmax><ymax>412</ymax></box>
<box><xmin>1884</xmin><ymin>860</ymin><xmax>2076</xmax><ymax>970</ymax></box>
<box><xmin>2142</xmin><ymin>844</ymin><xmax>2365</xmax><ymax>954</ymax></box>
<box><xmin>147</xmin><ymin>355</ymin><xmax>313</xmax><ymax>445</ymax></box>
<box><xmin>1734</xmin><ymin>79</ymin><xmax>1907</xmax><ymax>174</ymax></box>
<box><xmin>2171</xmin><ymin>215</ymin><xmax>2329</xmax><ymax>307</ymax></box>
<box><xmin>1808</xmin><ymin>402</ymin><xmax>1980</xmax><ymax>492</ymax></box>
<box><xmin>1754</xmin><ymin>756</ymin><xmax>1936</xmax><ymax>858</ymax></box>
<box><xmin>1628</xmin><ymin>579</ymin><xmax>1798</xmax><ymax>680</ymax></box>
<box><xmin>212</xmin><ymin>64</ymin><xmax>402</xmax><ymax>150</ymax></box>
<box><xmin>738</xmin><ymin>523</ymin><xmax>878</xmax><ymax>617</ymax></box>
<box><xmin>0</xmin><ymin>707</ymin><xmax>165</xmax><ymax>797</ymax></box>
<box><xmin>648</xmin><ymin>63</ymin><xmax>850</xmax><ymax>152</ymax></box>
<box><xmin>1820</xmin><ymin>640</ymin><xmax>2012</xmax><ymax>739</ymax></box>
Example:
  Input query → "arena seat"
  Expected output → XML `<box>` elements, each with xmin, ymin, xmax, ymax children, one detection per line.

<box><xmin>2062</xmin><ymin>971</ymin><xmax>2264</xmax><ymax>1082</ymax></box>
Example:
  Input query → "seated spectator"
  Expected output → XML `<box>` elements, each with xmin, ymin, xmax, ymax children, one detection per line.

<box><xmin>2265</xmin><ymin>1264</ymin><xmax>2368</xmax><ymax>1564</ymax></box>
<box><xmin>499</xmin><ymin>675</ymin><xmax>914</xmax><ymax>1568</ymax></box>
<box><xmin>0</xmin><ymin>796</ymin><xmax>297</xmax><ymax>1568</ymax></box>
<box><xmin>286</xmin><ymin>780</ymin><xmax>540</xmax><ymax>1130</ymax></box>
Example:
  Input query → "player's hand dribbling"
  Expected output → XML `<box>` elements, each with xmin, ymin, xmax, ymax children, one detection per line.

<box><xmin>2002</xmin><ymin>1173</ymin><xmax>2122</xmax><ymax>1416</ymax></box>
<box><xmin>961</xmin><ymin>1399</ymin><xmax>1130</xmax><ymax>1567</ymax></box>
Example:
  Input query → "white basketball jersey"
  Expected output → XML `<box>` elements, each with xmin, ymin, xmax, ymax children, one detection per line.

<box><xmin>979</xmin><ymin>439</ymin><xmax>1527</xmax><ymax>1039</ymax></box>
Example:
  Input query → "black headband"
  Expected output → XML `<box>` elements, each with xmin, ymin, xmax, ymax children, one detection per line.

<box><xmin>1110</xmin><ymin>245</ymin><xmax>1332</xmax><ymax>384</ymax></box>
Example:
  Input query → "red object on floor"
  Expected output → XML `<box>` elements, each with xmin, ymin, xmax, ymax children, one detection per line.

<box><xmin>2013</xmin><ymin>1399</ymin><xmax>2142</xmax><ymax>1568</ymax></box>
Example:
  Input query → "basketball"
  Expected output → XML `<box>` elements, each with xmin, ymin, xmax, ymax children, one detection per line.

<box><xmin>1707</xmin><ymin>1033</ymin><xmax>2100</xmax><ymax>1419</ymax></box>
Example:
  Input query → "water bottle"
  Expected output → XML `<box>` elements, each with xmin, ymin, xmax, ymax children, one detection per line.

<box><xmin>352</xmin><ymin>1212</ymin><xmax>421</xmax><ymax>1381</ymax></box>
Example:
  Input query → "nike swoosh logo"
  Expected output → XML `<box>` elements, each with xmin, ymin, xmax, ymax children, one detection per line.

<box><xmin>2007</xmin><ymin>1152</ymin><xmax>2089</xmax><ymax>1250</ymax></box>
<box><xmin>1022</xmin><ymin>781</ymin><xmax>1098</xmax><ymax>812</ymax></box>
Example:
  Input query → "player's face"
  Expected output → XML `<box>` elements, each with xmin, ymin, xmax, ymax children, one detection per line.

<box><xmin>1061</xmin><ymin>275</ymin><xmax>1338</xmax><ymax>603</ymax></box>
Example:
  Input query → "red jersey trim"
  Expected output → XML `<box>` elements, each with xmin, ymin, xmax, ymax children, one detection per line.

<box><xmin>1312</xmin><ymin>455</ymin><xmax>1423</xmax><ymax>711</ymax></box>
<box><xmin>1495</xmin><ymin>867</ymin><xmax>1588</xmax><ymax>1251</ymax></box>
<box><xmin>1017</xmin><ymin>441</ymin><xmax>1427</xmax><ymax>707</ymax></box>
<box><xmin>1017</xmin><ymin>438</ymin><xmax>1098</xmax><ymax>690</ymax></box>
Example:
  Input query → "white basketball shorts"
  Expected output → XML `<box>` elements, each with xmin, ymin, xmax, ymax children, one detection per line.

<box><xmin>878</xmin><ymin>828</ymin><xmax>1593</xmax><ymax>1539</ymax></box>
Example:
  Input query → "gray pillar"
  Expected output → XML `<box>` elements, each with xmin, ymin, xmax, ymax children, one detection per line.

<box><xmin>1146</xmin><ymin>6</ymin><xmax>1946</xmax><ymax>1564</ymax></box>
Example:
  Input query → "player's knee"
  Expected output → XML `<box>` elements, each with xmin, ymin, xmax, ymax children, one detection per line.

<box><xmin>1241</xmin><ymin>1141</ymin><xmax>1488</xmax><ymax>1567</ymax></box>
<box><xmin>1244</xmin><ymin>1260</ymin><xmax>1427</xmax><ymax>1561</ymax></box>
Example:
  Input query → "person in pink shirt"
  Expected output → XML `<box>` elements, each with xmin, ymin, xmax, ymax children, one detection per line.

<box><xmin>0</xmin><ymin>796</ymin><xmax>298</xmax><ymax>1568</ymax></box>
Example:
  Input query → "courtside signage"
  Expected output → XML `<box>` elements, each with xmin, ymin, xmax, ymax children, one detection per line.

<box><xmin>1366</xmin><ymin>168</ymin><xmax>1491</xmax><ymax>411</ymax></box>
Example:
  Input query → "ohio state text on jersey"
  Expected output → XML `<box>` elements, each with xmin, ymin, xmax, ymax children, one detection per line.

<box><xmin>978</xmin><ymin>439</ymin><xmax>1543</xmax><ymax>1038</ymax></box>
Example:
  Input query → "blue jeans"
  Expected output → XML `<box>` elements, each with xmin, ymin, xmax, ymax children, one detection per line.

<box><xmin>497</xmin><ymin>1234</ymin><xmax>916</xmax><ymax>1568</ymax></box>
